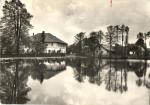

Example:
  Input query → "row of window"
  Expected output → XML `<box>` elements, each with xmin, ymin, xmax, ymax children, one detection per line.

<box><xmin>47</xmin><ymin>43</ymin><xmax>66</xmax><ymax>47</ymax></box>
<box><xmin>47</xmin><ymin>49</ymin><xmax>65</xmax><ymax>53</ymax></box>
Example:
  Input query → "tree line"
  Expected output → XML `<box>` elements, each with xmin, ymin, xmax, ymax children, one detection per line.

<box><xmin>1</xmin><ymin>0</ymin><xmax>150</xmax><ymax>58</ymax></box>
<box><xmin>68</xmin><ymin>25</ymin><xmax>150</xmax><ymax>59</ymax></box>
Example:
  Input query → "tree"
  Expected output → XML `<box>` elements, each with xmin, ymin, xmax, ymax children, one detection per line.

<box><xmin>0</xmin><ymin>0</ymin><xmax>33</xmax><ymax>54</ymax></box>
<box><xmin>136</xmin><ymin>32</ymin><xmax>144</xmax><ymax>46</ymax></box>
<box><xmin>118</xmin><ymin>25</ymin><xmax>130</xmax><ymax>58</ymax></box>
<box><xmin>124</xmin><ymin>26</ymin><xmax>129</xmax><ymax>58</ymax></box>
<box><xmin>31</xmin><ymin>38</ymin><xmax>47</xmax><ymax>55</ymax></box>
<box><xmin>113</xmin><ymin>24</ymin><xmax>129</xmax><ymax>57</ymax></box>
<box><xmin>135</xmin><ymin>32</ymin><xmax>145</xmax><ymax>57</ymax></box>
<box><xmin>88</xmin><ymin>32</ymin><xmax>100</xmax><ymax>57</ymax></box>
<box><xmin>74</xmin><ymin>32</ymin><xmax>85</xmax><ymax>55</ymax></box>
<box><xmin>97</xmin><ymin>30</ymin><xmax>104</xmax><ymax>44</ymax></box>
<box><xmin>114</xmin><ymin>25</ymin><xmax>120</xmax><ymax>42</ymax></box>
<box><xmin>106</xmin><ymin>25</ymin><xmax>118</xmax><ymax>58</ymax></box>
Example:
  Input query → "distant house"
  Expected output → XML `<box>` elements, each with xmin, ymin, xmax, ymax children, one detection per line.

<box><xmin>100</xmin><ymin>44</ymin><xmax>116</xmax><ymax>56</ymax></box>
<box><xmin>146</xmin><ymin>38</ymin><xmax>150</xmax><ymax>49</ymax></box>
<box><xmin>33</xmin><ymin>31</ymin><xmax>67</xmax><ymax>53</ymax></box>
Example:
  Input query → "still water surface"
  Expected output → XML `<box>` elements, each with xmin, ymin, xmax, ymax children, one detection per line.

<box><xmin>0</xmin><ymin>58</ymin><xmax>150</xmax><ymax>105</ymax></box>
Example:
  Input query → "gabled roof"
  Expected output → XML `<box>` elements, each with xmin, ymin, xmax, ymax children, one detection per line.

<box><xmin>33</xmin><ymin>32</ymin><xmax>67</xmax><ymax>45</ymax></box>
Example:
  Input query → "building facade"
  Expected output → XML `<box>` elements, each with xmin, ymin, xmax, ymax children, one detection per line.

<box><xmin>46</xmin><ymin>42</ymin><xmax>67</xmax><ymax>53</ymax></box>
<box><xmin>146</xmin><ymin>38</ymin><xmax>150</xmax><ymax>49</ymax></box>
<box><xmin>33</xmin><ymin>31</ymin><xmax>67</xmax><ymax>53</ymax></box>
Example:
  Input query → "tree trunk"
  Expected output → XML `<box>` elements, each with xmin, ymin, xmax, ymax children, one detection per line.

<box><xmin>125</xmin><ymin>32</ymin><xmax>128</xmax><ymax>58</ymax></box>
<box><xmin>16</xmin><ymin>8</ymin><xmax>21</xmax><ymax>55</ymax></box>
<box><xmin>122</xmin><ymin>31</ymin><xmax>124</xmax><ymax>58</ymax></box>
<box><xmin>145</xmin><ymin>36</ymin><xmax>147</xmax><ymax>60</ymax></box>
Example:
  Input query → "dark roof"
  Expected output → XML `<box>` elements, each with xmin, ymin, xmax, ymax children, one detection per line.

<box><xmin>33</xmin><ymin>32</ymin><xmax>67</xmax><ymax>45</ymax></box>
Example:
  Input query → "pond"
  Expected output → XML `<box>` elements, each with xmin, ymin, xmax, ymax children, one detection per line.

<box><xmin>0</xmin><ymin>58</ymin><xmax>150</xmax><ymax>105</ymax></box>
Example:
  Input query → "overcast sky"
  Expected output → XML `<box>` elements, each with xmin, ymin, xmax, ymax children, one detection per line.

<box><xmin>0</xmin><ymin>0</ymin><xmax>150</xmax><ymax>44</ymax></box>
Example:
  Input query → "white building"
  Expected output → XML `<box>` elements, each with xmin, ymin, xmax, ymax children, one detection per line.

<box><xmin>33</xmin><ymin>31</ymin><xmax>67</xmax><ymax>53</ymax></box>
<box><xmin>146</xmin><ymin>38</ymin><xmax>150</xmax><ymax>49</ymax></box>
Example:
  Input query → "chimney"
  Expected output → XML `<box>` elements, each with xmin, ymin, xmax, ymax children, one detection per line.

<box><xmin>42</xmin><ymin>31</ymin><xmax>45</xmax><ymax>43</ymax></box>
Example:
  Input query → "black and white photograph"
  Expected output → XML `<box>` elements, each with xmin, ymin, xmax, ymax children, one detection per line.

<box><xmin>0</xmin><ymin>0</ymin><xmax>150</xmax><ymax>105</ymax></box>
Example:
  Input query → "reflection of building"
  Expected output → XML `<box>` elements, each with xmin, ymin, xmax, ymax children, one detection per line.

<box><xmin>31</xmin><ymin>60</ymin><xmax>66</xmax><ymax>83</ymax></box>
<box><xmin>33</xmin><ymin>31</ymin><xmax>67</xmax><ymax>53</ymax></box>
<box><xmin>43</xmin><ymin>61</ymin><xmax>66</xmax><ymax>79</ymax></box>
<box><xmin>44</xmin><ymin>61</ymin><xmax>66</xmax><ymax>71</ymax></box>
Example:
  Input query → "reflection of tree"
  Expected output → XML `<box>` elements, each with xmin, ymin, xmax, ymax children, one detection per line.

<box><xmin>87</xmin><ymin>58</ymin><xmax>102</xmax><ymax>85</ymax></box>
<box><xmin>0</xmin><ymin>60</ymin><xmax>31</xmax><ymax>104</ymax></box>
<box><xmin>0</xmin><ymin>59</ymin><xmax>67</xmax><ymax>103</ymax></box>
<box><xmin>127</xmin><ymin>60</ymin><xmax>147</xmax><ymax>87</ymax></box>
<box><xmin>104</xmin><ymin>60</ymin><xmax>128</xmax><ymax>93</ymax></box>
<box><xmin>112</xmin><ymin>60</ymin><xmax>148</xmax><ymax>90</ymax></box>
<box><xmin>69</xmin><ymin>58</ymin><xmax>103</xmax><ymax>85</ymax></box>
<box><xmin>72</xmin><ymin>59</ymin><xmax>84</xmax><ymax>82</ymax></box>
<box><xmin>31</xmin><ymin>60</ymin><xmax>46</xmax><ymax>83</ymax></box>
<box><xmin>69</xmin><ymin>58</ymin><xmax>150</xmax><ymax>94</ymax></box>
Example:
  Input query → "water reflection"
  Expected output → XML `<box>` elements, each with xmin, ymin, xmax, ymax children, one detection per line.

<box><xmin>0</xmin><ymin>59</ymin><xmax>66</xmax><ymax>104</ymax></box>
<box><xmin>30</xmin><ymin>60</ymin><xmax>66</xmax><ymax>83</ymax></box>
<box><xmin>0</xmin><ymin>60</ymin><xmax>31</xmax><ymax>104</ymax></box>
<box><xmin>67</xmin><ymin>58</ymin><xmax>150</xmax><ymax>93</ymax></box>
<box><xmin>0</xmin><ymin>58</ymin><xmax>150</xmax><ymax>104</ymax></box>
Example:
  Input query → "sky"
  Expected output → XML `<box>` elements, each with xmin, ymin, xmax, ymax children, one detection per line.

<box><xmin>0</xmin><ymin>0</ymin><xmax>150</xmax><ymax>44</ymax></box>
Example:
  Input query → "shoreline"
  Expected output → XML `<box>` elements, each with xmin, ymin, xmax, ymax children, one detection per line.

<box><xmin>0</xmin><ymin>56</ymin><xmax>87</xmax><ymax>60</ymax></box>
<box><xmin>0</xmin><ymin>56</ymin><xmax>149</xmax><ymax>60</ymax></box>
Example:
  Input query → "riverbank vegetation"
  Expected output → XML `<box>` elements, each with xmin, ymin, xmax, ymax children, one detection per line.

<box><xmin>67</xmin><ymin>25</ymin><xmax>150</xmax><ymax>59</ymax></box>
